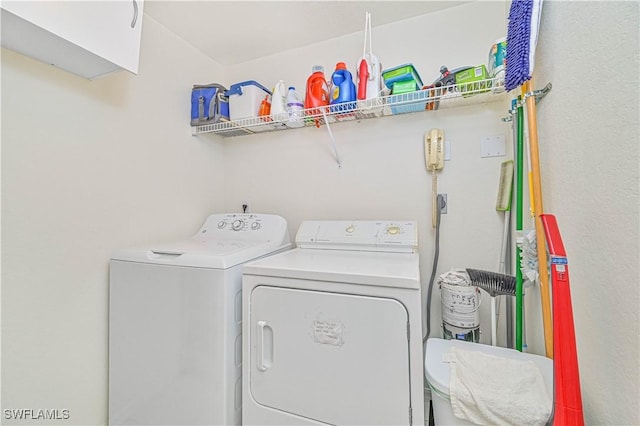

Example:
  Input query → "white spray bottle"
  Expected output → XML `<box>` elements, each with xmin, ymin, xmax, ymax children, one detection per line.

<box><xmin>270</xmin><ymin>80</ymin><xmax>287</xmax><ymax>122</ymax></box>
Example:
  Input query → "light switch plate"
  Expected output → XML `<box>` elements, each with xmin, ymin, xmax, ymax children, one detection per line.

<box><xmin>480</xmin><ymin>135</ymin><xmax>506</xmax><ymax>158</ymax></box>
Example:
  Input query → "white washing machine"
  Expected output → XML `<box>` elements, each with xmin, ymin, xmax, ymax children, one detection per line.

<box><xmin>242</xmin><ymin>220</ymin><xmax>425</xmax><ymax>426</ymax></box>
<box><xmin>109</xmin><ymin>213</ymin><xmax>291</xmax><ymax>426</ymax></box>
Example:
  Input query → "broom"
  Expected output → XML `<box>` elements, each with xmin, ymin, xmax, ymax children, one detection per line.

<box><xmin>466</xmin><ymin>268</ymin><xmax>516</xmax><ymax>346</ymax></box>
<box><xmin>506</xmin><ymin>0</ymin><xmax>553</xmax><ymax>358</ymax></box>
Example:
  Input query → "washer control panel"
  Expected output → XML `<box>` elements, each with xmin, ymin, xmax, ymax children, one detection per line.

<box><xmin>196</xmin><ymin>213</ymin><xmax>289</xmax><ymax>243</ymax></box>
<box><xmin>295</xmin><ymin>220</ymin><xmax>417</xmax><ymax>253</ymax></box>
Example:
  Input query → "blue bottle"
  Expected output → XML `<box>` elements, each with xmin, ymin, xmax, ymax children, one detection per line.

<box><xmin>330</xmin><ymin>62</ymin><xmax>356</xmax><ymax>113</ymax></box>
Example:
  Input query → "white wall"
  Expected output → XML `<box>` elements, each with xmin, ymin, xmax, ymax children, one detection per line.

<box><xmin>222</xmin><ymin>0</ymin><xmax>517</xmax><ymax>351</ymax></box>
<box><xmin>1</xmin><ymin>16</ymin><xmax>227</xmax><ymax>425</ymax></box>
<box><xmin>534</xmin><ymin>2</ymin><xmax>639</xmax><ymax>424</ymax></box>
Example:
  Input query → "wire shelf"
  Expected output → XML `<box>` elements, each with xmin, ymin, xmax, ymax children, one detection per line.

<box><xmin>192</xmin><ymin>77</ymin><xmax>506</xmax><ymax>137</ymax></box>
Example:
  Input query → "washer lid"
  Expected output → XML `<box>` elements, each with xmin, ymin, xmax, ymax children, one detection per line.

<box><xmin>111</xmin><ymin>213</ymin><xmax>291</xmax><ymax>269</ymax></box>
<box><xmin>424</xmin><ymin>338</ymin><xmax>553</xmax><ymax>396</ymax></box>
<box><xmin>243</xmin><ymin>248</ymin><xmax>420</xmax><ymax>289</ymax></box>
<box><xmin>111</xmin><ymin>239</ymin><xmax>290</xmax><ymax>269</ymax></box>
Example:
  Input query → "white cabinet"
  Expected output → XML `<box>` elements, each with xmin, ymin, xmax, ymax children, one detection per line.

<box><xmin>1</xmin><ymin>0</ymin><xmax>144</xmax><ymax>79</ymax></box>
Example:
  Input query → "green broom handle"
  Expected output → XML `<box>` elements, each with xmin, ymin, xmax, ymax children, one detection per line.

<box><xmin>515</xmin><ymin>96</ymin><xmax>524</xmax><ymax>351</ymax></box>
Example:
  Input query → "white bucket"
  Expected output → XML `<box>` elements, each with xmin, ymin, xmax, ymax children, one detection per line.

<box><xmin>439</xmin><ymin>270</ymin><xmax>480</xmax><ymax>342</ymax></box>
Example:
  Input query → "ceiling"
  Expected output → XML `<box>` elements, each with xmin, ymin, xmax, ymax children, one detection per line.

<box><xmin>144</xmin><ymin>1</ymin><xmax>469</xmax><ymax>66</ymax></box>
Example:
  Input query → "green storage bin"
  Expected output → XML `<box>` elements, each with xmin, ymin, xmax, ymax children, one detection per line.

<box><xmin>455</xmin><ymin>65</ymin><xmax>491</xmax><ymax>96</ymax></box>
<box><xmin>382</xmin><ymin>64</ymin><xmax>423</xmax><ymax>90</ymax></box>
<box><xmin>392</xmin><ymin>79</ymin><xmax>420</xmax><ymax>95</ymax></box>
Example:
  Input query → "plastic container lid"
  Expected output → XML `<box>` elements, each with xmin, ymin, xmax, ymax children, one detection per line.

<box><xmin>335</xmin><ymin>62</ymin><xmax>347</xmax><ymax>70</ymax></box>
<box><xmin>424</xmin><ymin>338</ymin><xmax>553</xmax><ymax>398</ymax></box>
<box><xmin>226</xmin><ymin>80</ymin><xmax>271</xmax><ymax>96</ymax></box>
<box><xmin>382</xmin><ymin>63</ymin><xmax>423</xmax><ymax>89</ymax></box>
<box><xmin>312</xmin><ymin>65</ymin><xmax>324</xmax><ymax>73</ymax></box>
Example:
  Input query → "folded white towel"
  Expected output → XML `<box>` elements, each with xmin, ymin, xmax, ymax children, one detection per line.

<box><xmin>444</xmin><ymin>346</ymin><xmax>552</xmax><ymax>425</ymax></box>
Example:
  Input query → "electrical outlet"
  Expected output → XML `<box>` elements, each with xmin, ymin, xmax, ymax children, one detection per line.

<box><xmin>438</xmin><ymin>193</ymin><xmax>447</xmax><ymax>214</ymax></box>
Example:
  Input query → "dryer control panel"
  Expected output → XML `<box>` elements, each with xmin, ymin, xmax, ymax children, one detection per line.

<box><xmin>295</xmin><ymin>220</ymin><xmax>417</xmax><ymax>253</ymax></box>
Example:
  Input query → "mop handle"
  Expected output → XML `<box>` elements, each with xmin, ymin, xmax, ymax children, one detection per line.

<box><xmin>491</xmin><ymin>296</ymin><xmax>498</xmax><ymax>346</ymax></box>
<box><xmin>522</xmin><ymin>79</ymin><xmax>553</xmax><ymax>359</ymax></box>
<box><xmin>515</xmin><ymin>96</ymin><xmax>524</xmax><ymax>352</ymax></box>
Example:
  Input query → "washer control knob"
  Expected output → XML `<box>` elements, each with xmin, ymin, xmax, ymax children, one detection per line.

<box><xmin>217</xmin><ymin>221</ymin><xmax>226</xmax><ymax>229</ymax></box>
<box><xmin>231</xmin><ymin>220</ymin><xmax>244</xmax><ymax>231</ymax></box>
<box><xmin>346</xmin><ymin>225</ymin><xmax>355</xmax><ymax>233</ymax></box>
<box><xmin>387</xmin><ymin>225</ymin><xmax>400</xmax><ymax>235</ymax></box>
<box><xmin>251</xmin><ymin>222</ymin><xmax>261</xmax><ymax>230</ymax></box>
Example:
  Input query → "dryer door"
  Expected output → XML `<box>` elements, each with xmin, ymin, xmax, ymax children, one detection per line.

<box><xmin>249</xmin><ymin>285</ymin><xmax>412</xmax><ymax>425</ymax></box>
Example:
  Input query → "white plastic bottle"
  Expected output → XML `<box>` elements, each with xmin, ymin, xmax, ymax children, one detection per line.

<box><xmin>270</xmin><ymin>80</ymin><xmax>287</xmax><ymax>122</ymax></box>
<box><xmin>285</xmin><ymin>86</ymin><xmax>304</xmax><ymax>128</ymax></box>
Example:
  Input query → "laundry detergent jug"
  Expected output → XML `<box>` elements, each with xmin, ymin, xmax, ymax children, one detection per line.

<box><xmin>305</xmin><ymin>65</ymin><xmax>329</xmax><ymax>126</ymax></box>
<box><xmin>330</xmin><ymin>62</ymin><xmax>356</xmax><ymax>113</ymax></box>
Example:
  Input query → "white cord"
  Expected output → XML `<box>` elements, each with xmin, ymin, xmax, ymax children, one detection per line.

<box><xmin>432</xmin><ymin>169</ymin><xmax>438</xmax><ymax>227</ymax></box>
<box><xmin>322</xmin><ymin>109</ymin><xmax>342</xmax><ymax>168</ymax></box>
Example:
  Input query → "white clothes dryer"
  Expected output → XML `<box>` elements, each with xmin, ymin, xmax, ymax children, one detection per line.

<box><xmin>242</xmin><ymin>220</ymin><xmax>425</xmax><ymax>426</ymax></box>
<box><xmin>109</xmin><ymin>213</ymin><xmax>291</xmax><ymax>426</ymax></box>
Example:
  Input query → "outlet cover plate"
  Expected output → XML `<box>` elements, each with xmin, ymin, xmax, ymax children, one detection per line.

<box><xmin>480</xmin><ymin>135</ymin><xmax>506</xmax><ymax>158</ymax></box>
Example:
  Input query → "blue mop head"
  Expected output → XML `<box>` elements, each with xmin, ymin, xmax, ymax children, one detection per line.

<box><xmin>506</xmin><ymin>0</ymin><xmax>543</xmax><ymax>91</ymax></box>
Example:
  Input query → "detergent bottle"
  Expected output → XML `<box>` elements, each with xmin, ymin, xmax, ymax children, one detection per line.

<box><xmin>270</xmin><ymin>80</ymin><xmax>287</xmax><ymax>122</ymax></box>
<box><xmin>304</xmin><ymin>65</ymin><xmax>329</xmax><ymax>126</ymax></box>
<box><xmin>330</xmin><ymin>62</ymin><xmax>356</xmax><ymax>112</ymax></box>
<box><xmin>285</xmin><ymin>86</ymin><xmax>304</xmax><ymax>128</ymax></box>
<box><xmin>258</xmin><ymin>95</ymin><xmax>271</xmax><ymax>122</ymax></box>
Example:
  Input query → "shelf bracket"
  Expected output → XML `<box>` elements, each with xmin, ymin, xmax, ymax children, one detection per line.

<box><xmin>502</xmin><ymin>82</ymin><xmax>552</xmax><ymax>122</ymax></box>
<box><xmin>523</xmin><ymin>82</ymin><xmax>552</xmax><ymax>105</ymax></box>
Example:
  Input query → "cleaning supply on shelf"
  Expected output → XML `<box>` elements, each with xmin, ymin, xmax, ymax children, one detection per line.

<box><xmin>455</xmin><ymin>65</ymin><xmax>491</xmax><ymax>97</ymax></box>
<box><xmin>382</xmin><ymin>63</ymin><xmax>422</xmax><ymax>93</ymax></box>
<box><xmin>358</xmin><ymin>57</ymin><xmax>369</xmax><ymax>100</ymax></box>
<box><xmin>270</xmin><ymin>80</ymin><xmax>287</xmax><ymax>123</ymax></box>
<box><xmin>330</xmin><ymin>62</ymin><xmax>356</xmax><ymax>113</ymax></box>
<box><xmin>357</xmin><ymin>11</ymin><xmax>382</xmax><ymax>100</ymax></box>
<box><xmin>305</xmin><ymin>65</ymin><xmax>329</xmax><ymax>127</ymax></box>
<box><xmin>285</xmin><ymin>86</ymin><xmax>304</xmax><ymax>128</ymax></box>
<box><xmin>382</xmin><ymin>64</ymin><xmax>426</xmax><ymax>115</ymax></box>
<box><xmin>489</xmin><ymin>37</ymin><xmax>507</xmax><ymax>82</ymax></box>
<box><xmin>226</xmin><ymin>80</ymin><xmax>271</xmax><ymax>121</ymax></box>
<box><xmin>258</xmin><ymin>95</ymin><xmax>271</xmax><ymax>122</ymax></box>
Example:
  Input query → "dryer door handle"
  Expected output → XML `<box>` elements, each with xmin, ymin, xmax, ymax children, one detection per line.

<box><xmin>256</xmin><ymin>321</ymin><xmax>273</xmax><ymax>371</ymax></box>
